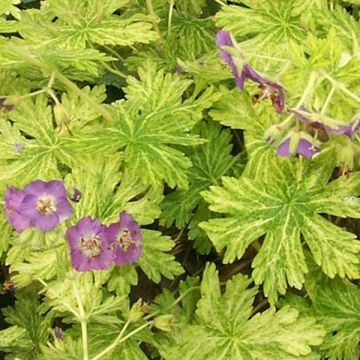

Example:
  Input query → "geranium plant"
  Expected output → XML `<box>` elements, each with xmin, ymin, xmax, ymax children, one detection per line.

<box><xmin>0</xmin><ymin>1</ymin><xmax>359</xmax><ymax>359</ymax></box>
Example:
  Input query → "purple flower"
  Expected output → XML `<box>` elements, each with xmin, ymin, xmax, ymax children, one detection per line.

<box><xmin>289</xmin><ymin>107</ymin><xmax>360</xmax><ymax>138</ymax></box>
<box><xmin>216</xmin><ymin>30</ymin><xmax>247</xmax><ymax>90</ymax></box>
<box><xmin>4</xmin><ymin>186</ymin><xmax>32</xmax><ymax>232</ymax></box>
<box><xmin>216</xmin><ymin>30</ymin><xmax>285</xmax><ymax>112</ymax></box>
<box><xmin>66</xmin><ymin>217</ymin><xmax>113</xmax><ymax>272</ymax></box>
<box><xmin>277</xmin><ymin>133</ymin><xmax>320</xmax><ymax>159</ymax></box>
<box><xmin>19</xmin><ymin>180</ymin><xmax>73</xmax><ymax>232</ymax></box>
<box><xmin>245</xmin><ymin>66</ymin><xmax>285</xmax><ymax>113</ymax></box>
<box><xmin>105</xmin><ymin>211</ymin><xmax>142</xmax><ymax>265</ymax></box>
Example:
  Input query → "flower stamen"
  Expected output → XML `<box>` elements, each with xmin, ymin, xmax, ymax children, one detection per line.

<box><xmin>80</xmin><ymin>235</ymin><xmax>102</xmax><ymax>258</ymax></box>
<box><xmin>36</xmin><ymin>196</ymin><xmax>57</xmax><ymax>215</ymax></box>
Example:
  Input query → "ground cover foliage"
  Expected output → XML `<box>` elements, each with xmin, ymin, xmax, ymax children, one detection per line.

<box><xmin>0</xmin><ymin>0</ymin><xmax>360</xmax><ymax>359</ymax></box>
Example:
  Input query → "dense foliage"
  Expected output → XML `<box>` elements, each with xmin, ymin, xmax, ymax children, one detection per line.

<box><xmin>0</xmin><ymin>0</ymin><xmax>360</xmax><ymax>359</ymax></box>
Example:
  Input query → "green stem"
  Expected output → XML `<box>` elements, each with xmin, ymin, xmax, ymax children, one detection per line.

<box><xmin>167</xmin><ymin>0</ymin><xmax>175</xmax><ymax>38</ymax></box>
<box><xmin>7</xmin><ymin>45</ymin><xmax>113</xmax><ymax>123</ymax></box>
<box><xmin>251</xmin><ymin>298</ymin><xmax>268</xmax><ymax>315</ymax></box>
<box><xmin>47</xmin><ymin>89</ymin><xmax>61</xmax><ymax>105</ymax></box>
<box><xmin>91</xmin><ymin>320</ymin><xmax>151</xmax><ymax>360</ymax></box>
<box><xmin>144</xmin><ymin>286</ymin><xmax>200</xmax><ymax>321</ymax></box>
<box><xmin>282</xmin><ymin>71</ymin><xmax>318</xmax><ymax>124</ymax></box>
<box><xmin>102</xmin><ymin>44</ymin><xmax>125</xmax><ymax>61</ymax></box>
<box><xmin>145</xmin><ymin>0</ymin><xmax>164</xmax><ymax>47</ymax></box>
<box><xmin>100</xmin><ymin>60</ymin><xmax>127</xmax><ymax>79</ymax></box>
<box><xmin>72</xmin><ymin>282</ymin><xmax>89</xmax><ymax>360</ymax></box>
<box><xmin>320</xmin><ymin>85</ymin><xmax>336</xmax><ymax>115</ymax></box>
<box><xmin>246</xmin><ymin>53</ymin><xmax>289</xmax><ymax>63</ymax></box>
<box><xmin>54</xmin><ymin>71</ymin><xmax>113</xmax><ymax>123</ymax></box>
<box><xmin>320</xmin><ymin>70</ymin><xmax>360</xmax><ymax>103</ymax></box>
<box><xmin>19</xmin><ymin>89</ymin><xmax>46</xmax><ymax>99</ymax></box>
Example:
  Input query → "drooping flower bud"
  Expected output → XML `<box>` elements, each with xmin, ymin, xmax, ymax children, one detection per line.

<box><xmin>277</xmin><ymin>130</ymin><xmax>321</xmax><ymax>158</ymax></box>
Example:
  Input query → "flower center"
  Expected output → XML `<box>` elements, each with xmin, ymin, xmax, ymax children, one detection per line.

<box><xmin>79</xmin><ymin>235</ymin><xmax>102</xmax><ymax>258</ymax></box>
<box><xmin>117</xmin><ymin>228</ymin><xmax>138</xmax><ymax>252</ymax></box>
<box><xmin>36</xmin><ymin>196</ymin><xmax>57</xmax><ymax>216</ymax></box>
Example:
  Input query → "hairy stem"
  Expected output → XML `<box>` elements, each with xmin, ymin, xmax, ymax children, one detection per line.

<box><xmin>320</xmin><ymin>85</ymin><xmax>336</xmax><ymax>115</ymax></box>
<box><xmin>167</xmin><ymin>0</ymin><xmax>175</xmax><ymax>37</ymax></box>
<box><xmin>72</xmin><ymin>282</ymin><xmax>89</xmax><ymax>360</ymax></box>
<box><xmin>320</xmin><ymin>70</ymin><xmax>360</xmax><ymax>103</ymax></box>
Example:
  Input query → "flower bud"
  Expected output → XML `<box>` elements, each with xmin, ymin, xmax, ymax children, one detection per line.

<box><xmin>153</xmin><ymin>315</ymin><xmax>174</xmax><ymax>332</ymax></box>
<box><xmin>0</xmin><ymin>95</ymin><xmax>20</xmax><ymax>111</ymax></box>
<box><xmin>128</xmin><ymin>299</ymin><xmax>145</xmax><ymax>323</ymax></box>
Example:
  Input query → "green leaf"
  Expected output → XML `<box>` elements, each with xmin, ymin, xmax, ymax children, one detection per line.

<box><xmin>200</xmin><ymin>154</ymin><xmax>360</xmax><ymax>303</ymax></box>
<box><xmin>216</xmin><ymin>1</ymin><xmax>306</xmax><ymax>56</ymax></box>
<box><xmin>0</xmin><ymin>326</ymin><xmax>31</xmax><ymax>354</ymax></box>
<box><xmin>2</xmin><ymin>290</ymin><xmax>51</xmax><ymax>359</ymax></box>
<box><xmin>18</xmin><ymin>1</ymin><xmax>157</xmax><ymax>48</ymax></box>
<box><xmin>70</xmin><ymin>61</ymin><xmax>219</xmax><ymax>188</ymax></box>
<box><xmin>283</xmin><ymin>262</ymin><xmax>360</xmax><ymax>360</ymax></box>
<box><xmin>161</xmin><ymin>122</ymin><xmax>240</xmax><ymax>252</ymax></box>
<box><xmin>87</xmin><ymin>323</ymin><xmax>150</xmax><ymax>360</ymax></box>
<box><xmin>166</xmin><ymin>263</ymin><xmax>324</xmax><ymax>360</ymax></box>
<box><xmin>138</xmin><ymin>229</ymin><xmax>184</xmax><ymax>283</ymax></box>
<box><xmin>305</xmin><ymin>267</ymin><xmax>360</xmax><ymax>360</ymax></box>
<box><xmin>0</xmin><ymin>0</ymin><xmax>20</xmax><ymax>17</ymax></box>
<box><xmin>65</xmin><ymin>157</ymin><xmax>163</xmax><ymax>225</ymax></box>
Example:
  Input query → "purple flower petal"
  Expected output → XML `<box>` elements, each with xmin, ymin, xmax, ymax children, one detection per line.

<box><xmin>46</xmin><ymin>180</ymin><xmax>68</xmax><ymax>198</ymax></box>
<box><xmin>105</xmin><ymin>211</ymin><xmax>142</xmax><ymax>265</ymax></box>
<box><xmin>4</xmin><ymin>187</ymin><xmax>32</xmax><ymax>232</ymax></box>
<box><xmin>277</xmin><ymin>135</ymin><xmax>320</xmax><ymax>159</ymax></box>
<box><xmin>216</xmin><ymin>30</ymin><xmax>246</xmax><ymax>90</ymax></box>
<box><xmin>297</xmin><ymin>138</ymin><xmax>321</xmax><ymax>158</ymax></box>
<box><xmin>56</xmin><ymin>199</ymin><xmax>74</xmax><ymax>221</ymax></box>
<box><xmin>276</xmin><ymin>139</ymin><xmax>292</xmax><ymax>157</ymax></box>
<box><xmin>175</xmin><ymin>65</ymin><xmax>188</xmax><ymax>74</ymax></box>
<box><xmin>23</xmin><ymin>180</ymin><xmax>48</xmax><ymax>196</ymax></box>
<box><xmin>66</xmin><ymin>217</ymin><xmax>113</xmax><ymax>272</ymax></box>
<box><xmin>289</xmin><ymin>107</ymin><xmax>360</xmax><ymax>138</ymax></box>
<box><xmin>32</xmin><ymin>212</ymin><xmax>59</xmax><ymax>232</ymax></box>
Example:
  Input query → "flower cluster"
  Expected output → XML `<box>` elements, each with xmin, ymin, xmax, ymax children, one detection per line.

<box><xmin>216</xmin><ymin>30</ymin><xmax>360</xmax><ymax>163</ymax></box>
<box><xmin>67</xmin><ymin>212</ymin><xmax>142</xmax><ymax>272</ymax></box>
<box><xmin>4</xmin><ymin>179</ymin><xmax>142</xmax><ymax>272</ymax></box>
